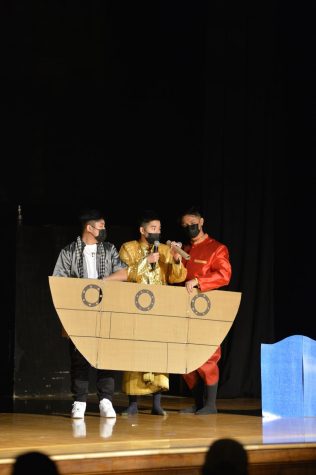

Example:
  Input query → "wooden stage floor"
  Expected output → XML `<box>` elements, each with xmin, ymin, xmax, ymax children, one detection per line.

<box><xmin>1</xmin><ymin>394</ymin><xmax>316</xmax><ymax>475</ymax></box>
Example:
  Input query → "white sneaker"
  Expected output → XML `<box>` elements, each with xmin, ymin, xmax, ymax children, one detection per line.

<box><xmin>71</xmin><ymin>401</ymin><xmax>86</xmax><ymax>419</ymax></box>
<box><xmin>99</xmin><ymin>398</ymin><xmax>116</xmax><ymax>418</ymax></box>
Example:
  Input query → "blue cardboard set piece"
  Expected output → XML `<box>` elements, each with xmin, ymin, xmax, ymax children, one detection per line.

<box><xmin>261</xmin><ymin>335</ymin><xmax>316</xmax><ymax>418</ymax></box>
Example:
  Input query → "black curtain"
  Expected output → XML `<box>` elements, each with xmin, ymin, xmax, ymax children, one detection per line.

<box><xmin>201</xmin><ymin>1</ymin><xmax>315</xmax><ymax>397</ymax></box>
<box><xmin>1</xmin><ymin>1</ymin><xmax>315</xmax><ymax>405</ymax></box>
<box><xmin>201</xmin><ymin>3</ymin><xmax>280</xmax><ymax>397</ymax></box>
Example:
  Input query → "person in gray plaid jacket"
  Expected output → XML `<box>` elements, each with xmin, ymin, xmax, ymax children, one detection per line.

<box><xmin>53</xmin><ymin>208</ymin><xmax>128</xmax><ymax>420</ymax></box>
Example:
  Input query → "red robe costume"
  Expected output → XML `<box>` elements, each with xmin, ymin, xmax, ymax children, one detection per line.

<box><xmin>182</xmin><ymin>234</ymin><xmax>232</xmax><ymax>389</ymax></box>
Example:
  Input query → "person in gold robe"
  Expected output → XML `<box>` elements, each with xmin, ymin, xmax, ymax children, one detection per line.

<box><xmin>119</xmin><ymin>210</ymin><xmax>187</xmax><ymax>415</ymax></box>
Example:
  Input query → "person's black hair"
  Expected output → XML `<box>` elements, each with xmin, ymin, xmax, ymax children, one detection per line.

<box><xmin>11</xmin><ymin>451</ymin><xmax>60</xmax><ymax>475</ymax></box>
<box><xmin>177</xmin><ymin>205</ymin><xmax>203</xmax><ymax>225</ymax></box>
<box><xmin>202</xmin><ymin>438</ymin><xmax>248</xmax><ymax>475</ymax></box>
<box><xmin>137</xmin><ymin>209</ymin><xmax>161</xmax><ymax>228</ymax></box>
<box><xmin>78</xmin><ymin>208</ymin><xmax>105</xmax><ymax>225</ymax></box>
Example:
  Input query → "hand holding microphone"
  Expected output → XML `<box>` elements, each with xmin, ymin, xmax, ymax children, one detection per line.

<box><xmin>166</xmin><ymin>240</ymin><xmax>190</xmax><ymax>261</ymax></box>
<box><xmin>148</xmin><ymin>240</ymin><xmax>160</xmax><ymax>270</ymax></box>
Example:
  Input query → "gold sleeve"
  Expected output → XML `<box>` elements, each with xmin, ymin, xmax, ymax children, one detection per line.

<box><xmin>119</xmin><ymin>241</ymin><xmax>151</xmax><ymax>283</ymax></box>
<box><xmin>159</xmin><ymin>244</ymin><xmax>187</xmax><ymax>284</ymax></box>
<box><xmin>168</xmin><ymin>259</ymin><xmax>187</xmax><ymax>284</ymax></box>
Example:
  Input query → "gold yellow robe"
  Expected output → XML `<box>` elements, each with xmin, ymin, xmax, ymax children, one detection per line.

<box><xmin>119</xmin><ymin>240</ymin><xmax>187</xmax><ymax>395</ymax></box>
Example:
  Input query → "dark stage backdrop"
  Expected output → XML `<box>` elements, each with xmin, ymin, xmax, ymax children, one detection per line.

<box><xmin>1</xmin><ymin>1</ymin><xmax>315</xmax><ymax>407</ymax></box>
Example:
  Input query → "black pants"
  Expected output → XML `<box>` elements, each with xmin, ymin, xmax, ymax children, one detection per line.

<box><xmin>69</xmin><ymin>340</ymin><xmax>115</xmax><ymax>403</ymax></box>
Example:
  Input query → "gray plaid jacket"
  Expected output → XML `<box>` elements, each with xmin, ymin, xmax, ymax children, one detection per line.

<box><xmin>53</xmin><ymin>241</ymin><xmax>127</xmax><ymax>279</ymax></box>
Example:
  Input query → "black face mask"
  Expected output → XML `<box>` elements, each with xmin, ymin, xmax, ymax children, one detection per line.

<box><xmin>146</xmin><ymin>233</ymin><xmax>160</xmax><ymax>245</ymax></box>
<box><xmin>183</xmin><ymin>224</ymin><xmax>200</xmax><ymax>239</ymax></box>
<box><xmin>96</xmin><ymin>228</ymin><xmax>107</xmax><ymax>243</ymax></box>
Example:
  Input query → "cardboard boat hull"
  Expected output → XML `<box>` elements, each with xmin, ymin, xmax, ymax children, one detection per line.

<box><xmin>49</xmin><ymin>277</ymin><xmax>241</xmax><ymax>373</ymax></box>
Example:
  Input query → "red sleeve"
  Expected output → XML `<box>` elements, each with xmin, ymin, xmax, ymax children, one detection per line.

<box><xmin>184</xmin><ymin>239</ymin><xmax>232</xmax><ymax>293</ymax></box>
<box><xmin>198</xmin><ymin>244</ymin><xmax>232</xmax><ymax>292</ymax></box>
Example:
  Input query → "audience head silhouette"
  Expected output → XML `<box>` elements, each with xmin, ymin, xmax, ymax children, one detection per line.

<box><xmin>11</xmin><ymin>451</ymin><xmax>60</xmax><ymax>475</ymax></box>
<box><xmin>202</xmin><ymin>438</ymin><xmax>248</xmax><ymax>475</ymax></box>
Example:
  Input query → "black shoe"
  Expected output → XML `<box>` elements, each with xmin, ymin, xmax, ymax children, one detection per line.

<box><xmin>151</xmin><ymin>407</ymin><xmax>166</xmax><ymax>416</ymax></box>
<box><xmin>121</xmin><ymin>404</ymin><xmax>138</xmax><ymax>416</ymax></box>
<box><xmin>195</xmin><ymin>405</ymin><xmax>217</xmax><ymax>415</ymax></box>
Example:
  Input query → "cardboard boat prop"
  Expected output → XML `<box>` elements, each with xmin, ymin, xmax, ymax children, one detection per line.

<box><xmin>49</xmin><ymin>276</ymin><xmax>241</xmax><ymax>374</ymax></box>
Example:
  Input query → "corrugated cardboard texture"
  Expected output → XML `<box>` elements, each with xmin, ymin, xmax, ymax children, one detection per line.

<box><xmin>49</xmin><ymin>277</ymin><xmax>241</xmax><ymax>374</ymax></box>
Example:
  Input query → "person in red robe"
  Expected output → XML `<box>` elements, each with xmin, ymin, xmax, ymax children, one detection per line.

<box><xmin>179</xmin><ymin>206</ymin><xmax>232</xmax><ymax>414</ymax></box>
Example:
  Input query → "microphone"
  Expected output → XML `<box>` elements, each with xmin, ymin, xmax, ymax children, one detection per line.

<box><xmin>151</xmin><ymin>240</ymin><xmax>160</xmax><ymax>270</ymax></box>
<box><xmin>166</xmin><ymin>240</ymin><xmax>191</xmax><ymax>260</ymax></box>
